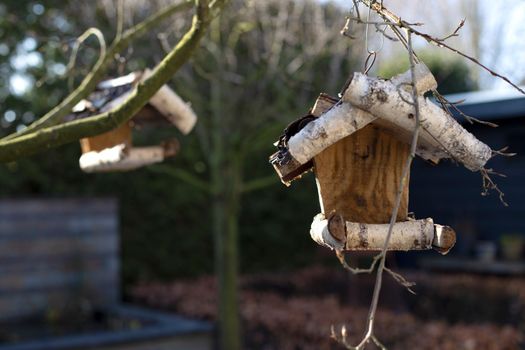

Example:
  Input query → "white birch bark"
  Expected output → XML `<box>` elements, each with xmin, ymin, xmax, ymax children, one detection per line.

<box><xmin>342</xmin><ymin>72</ymin><xmax>492</xmax><ymax>171</ymax></box>
<box><xmin>141</xmin><ymin>69</ymin><xmax>197</xmax><ymax>134</ymax></box>
<box><xmin>287</xmin><ymin>103</ymin><xmax>376</xmax><ymax>164</ymax></box>
<box><xmin>310</xmin><ymin>214</ymin><xmax>455</xmax><ymax>254</ymax></box>
<box><xmin>286</xmin><ymin>63</ymin><xmax>443</xmax><ymax>165</ymax></box>
<box><xmin>79</xmin><ymin>144</ymin><xmax>166</xmax><ymax>172</ymax></box>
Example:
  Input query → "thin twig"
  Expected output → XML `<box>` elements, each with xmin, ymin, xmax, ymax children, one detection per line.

<box><xmin>0</xmin><ymin>0</ymin><xmax>193</xmax><ymax>144</ymax></box>
<box><xmin>336</xmin><ymin>29</ymin><xmax>422</xmax><ymax>350</ymax></box>
<box><xmin>480</xmin><ymin>167</ymin><xmax>508</xmax><ymax>206</ymax></box>
<box><xmin>65</xmin><ymin>28</ymin><xmax>106</xmax><ymax>92</ymax></box>
<box><xmin>360</xmin><ymin>0</ymin><xmax>525</xmax><ymax>95</ymax></box>
<box><xmin>384</xmin><ymin>267</ymin><xmax>416</xmax><ymax>295</ymax></box>
<box><xmin>116</xmin><ymin>0</ymin><xmax>125</xmax><ymax>41</ymax></box>
<box><xmin>433</xmin><ymin>90</ymin><xmax>498</xmax><ymax>127</ymax></box>
<box><xmin>336</xmin><ymin>250</ymin><xmax>381</xmax><ymax>274</ymax></box>
<box><xmin>437</xmin><ymin>18</ymin><xmax>465</xmax><ymax>41</ymax></box>
<box><xmin>492</xmin><ymin>146</ymin><xmax>517</xmax><ymax>157</ymax></box>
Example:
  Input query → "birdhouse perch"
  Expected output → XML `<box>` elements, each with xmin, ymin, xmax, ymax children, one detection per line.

<box><xmin>270</xmin><ymin>63</ymin><xmax>492</xmax><ymax>255</ymax></box>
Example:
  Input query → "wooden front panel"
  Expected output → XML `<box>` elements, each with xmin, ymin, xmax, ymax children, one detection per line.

<box><xmin>0</xmin><ymin>199</ymin><xmax>119</xmax><ymax>320</ymax></box>
<box><xmin>80</xmin><ymin>122</ymin><xmax>132</xmax><ymax>153</ymax></box>
<box><xmin>313</xmin><ymin>124</ymin><xmax>410</xmax><ymax>224</ymax></box>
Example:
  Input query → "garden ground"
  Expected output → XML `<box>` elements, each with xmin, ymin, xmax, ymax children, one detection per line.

<box><xmin>132</xmin><ymin>265</ymin><xmax>524</xmax><ymax>349</ymax></box>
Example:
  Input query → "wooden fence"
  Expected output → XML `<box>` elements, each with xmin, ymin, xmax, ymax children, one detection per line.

<box><xmin>0</xmin><ymin>198</ymin><xmax>119</xmax><ymax>320</ymax></box>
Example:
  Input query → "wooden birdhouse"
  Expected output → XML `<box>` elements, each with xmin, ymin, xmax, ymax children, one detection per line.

<box><xmin>69</xmin><ymin>69</ymin><xmax>197</xmax><ymax>172</ymax></box>
<box><xmin>270</xmin><ymin>63</ymin><xmax>492</xmax><ymax>255</ymax></box>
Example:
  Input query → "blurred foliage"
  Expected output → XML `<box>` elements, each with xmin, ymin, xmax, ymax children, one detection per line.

<box><xmin>378</xmin><ymin>50</ymin><xmax>477</xmax><ymax>94</ymax></box>
<box><xmin>0</xmin><ymin>1</ymin><xmax>476</xmax><ymax>286</ymax></box>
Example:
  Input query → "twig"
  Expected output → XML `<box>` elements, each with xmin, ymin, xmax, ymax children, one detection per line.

<box><xmin>333</xmin><ymin>2</ymin><xmax>517</xmax><ymax>348</ymax></box>
<box><xmin>116</xmin><ymin>0</ymin><xmax>125</xmax><ymax>41</ymax></box>
<box><xmin>437</xmin><ymin>18</ymin><xmax>465</xmax><ymax>41</ymax></box>
<box><xmin>65</xmin><ymin>28</ymin><xmax>106</xmax><ymax>92</ymax></box>
<box><xmin>148</xmin><ymin>165</ymin><xmax>211</xmax><ymax>193</ymax></box>
<box><xmin>0</xmin><ymin>0</ymin><xmax>194</xmax><ymax>144</ymax></box>
<box><xmin>0</xmin><ymin>0</ymin><xmax>229</xmax><ymax>162</ymax></box>
<box><xmin>480</xmin><ymin>167</ymin><xmax>508</xmax><ymax>206</ymax></box>
<box><xmin>335</xmin><ymin>29</ymin><xmax>422</xmax><ymax>350</ymax></box>
<box><xmin>492</xmin><ymin>146</ymin><xmax>517</xmax><ymax>157</ymax></box>
<box><xmin>336</xmin><ymin>250</ymin><xmax>381</xmax><ymax>274</ymax></box>
<box><xmin>360</xmin><ymin>0</ymin><xmax>525</xmax><ymax>95</ymax></box>
<box><xmin>432</xmin><ymin>90</ymin><xmax>498</xmax><ymax>127</ymax></box>
<box><xmin>384</xmin><ymin>267</ymin><xmax>416</xmax><ymax>295</ymax></box>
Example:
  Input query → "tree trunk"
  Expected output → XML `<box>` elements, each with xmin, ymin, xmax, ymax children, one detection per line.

<box><xmin>209</xmin><ymin>60</ymin><xmax>242</xmax><ymax>349</ymax></box>
<box><xmin>212</xmin><ymin>180</ymin><xmax>242</xmax><ymax>350</ymax></box>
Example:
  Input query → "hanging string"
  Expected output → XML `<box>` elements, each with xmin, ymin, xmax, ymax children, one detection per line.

<box><xmin>363</xmin><ymin>3</ymin><xmax>384</xmax><ymax>74</ymax></box>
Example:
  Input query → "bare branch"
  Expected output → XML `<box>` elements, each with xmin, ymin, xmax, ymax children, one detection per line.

<box><xmin>433</xmin><ymin>90</ymin><xmax>499</xmax><ymax>127</ymax></box>
<box><xmin>481</xmin><ymin>167</ymin><xmax>508</xmax><ymax>206</ymax></box>
<box><xmin>65</xmin><ymin>28</ymin><xmax>106</xmax><ymax>92</ymax></box>
<box><xmin>437</xmin><ymin>18</ymin><xmax>465</xmax><ymax>41</ymax></box>
<box><xmin>116</xmin><ymin>0</ymin><xmax>124</xmax><ymax>41</ymax></box>
<box><xmin>0</xmin><ymin>0</ymin><xmax>194</xmax><ymax>143</ymax></box>
<box><xmin>384</xmin><ymin>267</ymin><xmax>416</xmax><ymax>295</ymax></box>
<box><xmin>241</xmin><ymin>175</ymin><xmax>278</xmax><ymax>193</ymax></box>
<box><xmin>335</xmin><ymin>29</ymin><xmax>422</xmax><ymax>350</ymax></box>
<box><xmin>148</xmin><ymin>164</ymin><xmax>211</xmax><ymax>193</ymax></box>
<box><xmin>360</xmin><ymin>0</ymin><xmax>525</xmax><ymax>95</ymax></box>
<box><xmin>0</xmin><ymin>0</ymin><xmax>229</xmax><ymax>162</ymax></box>
<box><xmin>492</xmin><ymin>146</ymin><xmax>517</xmax><ymax>157</ymax></box>
<box><xmin>336</xmin><ymin>250</ymin><xmax>381</xmax><ymax>275</ymax></box>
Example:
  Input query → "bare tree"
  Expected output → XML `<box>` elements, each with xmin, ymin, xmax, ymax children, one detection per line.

<box><xmin>152</xmin><ymin>1</ymin><xmax>362</xmax><ymax>348</ymax></box>
<box><xmin>0</xmin><ymin>0</ymin><xmax>360</xmax><ymax>349</ymax></box>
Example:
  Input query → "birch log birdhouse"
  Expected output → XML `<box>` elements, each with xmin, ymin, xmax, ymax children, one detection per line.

<box><xmin>270</xmin><ymin>63</ymin><xmax>492</xmax><ymax>255</ymax></box>
<box><xmin>69</xmin><ymin>69</ymin><xmax>197</xmax><ymax>173</ymax></box>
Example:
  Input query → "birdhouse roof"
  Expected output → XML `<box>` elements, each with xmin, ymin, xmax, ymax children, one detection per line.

<box><xmin>68</xmin><ymin>70</ymin><xmax>197</xmax><ymax>135</ymax></box>
<box><xmin>270</xmin><ymin>63</ymin><xmax>493</xmax><ymax>185</ymax></box>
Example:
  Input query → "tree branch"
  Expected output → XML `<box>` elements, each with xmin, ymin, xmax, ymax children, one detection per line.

<box><xmin>241</xmin><ymin>175</ymin><xmax>278</xmax><ymax>193</ymax></box>
<box><xmin>0</xmin><ymin>0</ymin><xmax>228</xmax><ymax>162</ymax></box>
<box><xmin>358</xmin><ymin>0</ymin><xmax>525</xmax><ymax>95</ymax></box>
<box><xmin>148</xmin><ymin>164</ymin><xmax>211</xmax><ymax>193</ymax></box>
<box><xmin>1</xmin><ymin>0</ymin><xmax>194</xmax><ymax>142</ymax></box>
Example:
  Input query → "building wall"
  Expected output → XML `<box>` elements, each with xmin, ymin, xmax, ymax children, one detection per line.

<box><xmin>0</xmin><ymin>198</ymin><xmax>119</xmax><ymax>320</ymax></box>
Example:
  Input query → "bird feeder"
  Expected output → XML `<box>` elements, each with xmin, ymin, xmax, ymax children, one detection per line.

<box><xmin>69</xmin><ymin>69</ymin><xmax>197</xmax><ymax>172</ymax></box>
<box><xmin>270</xmin><ymin>63</ymin><xmax>492</xmax><ymax>255</ymax></box>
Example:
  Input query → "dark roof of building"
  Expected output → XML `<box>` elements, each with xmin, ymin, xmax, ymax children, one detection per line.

<box><xmin>445</xmin><ymin>86</ymin><xmax>525</xmax><ymax>121</ymax></box>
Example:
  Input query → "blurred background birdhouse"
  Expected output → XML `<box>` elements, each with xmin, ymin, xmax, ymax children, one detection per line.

<box><xmin>68</xmin><ymin>69</ymin><xmax>197</xmax><ymax>172</ymax></box>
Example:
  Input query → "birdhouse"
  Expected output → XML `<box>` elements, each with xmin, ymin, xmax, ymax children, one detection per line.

<box><xmin>69</xmin><ymin>69</ymin><xmax>197</xmax><ymax>172</ymax></box>
<box><xmin>270</xmin><ymin>63</ymin><xmax>492</xmax><ymax>255</ymax></box>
